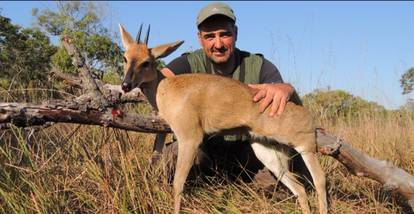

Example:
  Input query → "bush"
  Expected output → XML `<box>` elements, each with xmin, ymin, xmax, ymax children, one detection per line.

<box><xmin>302</xmin><ymin>89</ymin><xmax>386</xmax><ymax>121</ymax></box>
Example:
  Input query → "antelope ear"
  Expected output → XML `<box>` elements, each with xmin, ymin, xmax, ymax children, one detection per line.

<box><xmin>150</xmin><ymin>40</ymin><xmax>184</xmax><ymax>59</ymax></box>
<box><xmin>118</xmin><ymin>24</ymin><xmax>135</xmax><ymax>50</ymax></box>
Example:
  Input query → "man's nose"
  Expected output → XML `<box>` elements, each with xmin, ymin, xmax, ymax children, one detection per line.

<box><xmin>213</xmin><ymin>37</ymin><xmax>223</xmax><ymax>49</ymax></box>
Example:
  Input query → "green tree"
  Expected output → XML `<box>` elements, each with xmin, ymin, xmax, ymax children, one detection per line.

<box><xmin>302</xmin><ymin>89</ymin><xmax>386</xmax><ymax>120</ymax></box>
<box><xmin>400</xmin><ymin>67</ymin><xmax>414</xmax><ymax>95</ymax></box>
<box><xmin>32</xmin><ymin>2</ymin><xmax>123</xmax><ymax>80</ymax></box>
<box><xmin>400</xmin><ymin>99</ymin><xmax>414</xmax><ymax>115</ymax></box>
<box><xmin>0</xmin><ymin>13</ymin><xmax>56</xmax><ymax>89</ymax></box>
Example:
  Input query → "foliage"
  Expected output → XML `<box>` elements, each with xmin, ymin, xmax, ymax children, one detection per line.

<box><xmin>396</xmin><ymin>99</ymin><xmax>414</xmax><ymax>119</ymax></box>
<box><xmin>50</xmin><ymin>46</ymin><xmax>75</xmax><ymax>74</ymax></box>
<box><xmin>0</xmin><ymin>14</ymin><xmax>56</xmax><ymax>89</ymax></box>
<box><xmin>156</xmin><ymin>60</ymin><xmax>166</xmax><ymax>70</ymax></box>
<box><xmin>302</xmin><ymin>89</ymin><xmax>386</xmax><ymax>120</ymax></box>
<box><xmin>401</xmin><ymin>67</ymin><xmax>414</xmax><ymax>95</ymax></box>
<box><xmin>403</xmin><ymin>99</ymin><xmax>414</xmax><ymax>112</ymax></box>
<box><xmin>32</xmin><ymin>2</ymin><xmax>123</xmax><ymax>80</ymax></box>
<box><xmin>102</xmin><ymin>70</ymin><xmax>122</xmax><ymax>85</ymax></box>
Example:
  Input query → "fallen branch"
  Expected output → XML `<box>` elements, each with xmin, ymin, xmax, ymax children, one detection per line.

<box><xmin>316</xmin><ymin>128</ymin><xmax>414</xmax><ymax>209</ymax></box>
<box><xmin>0</xmin><ymin>102</ymin><xmax>170</xmax><ymax>133</ymax></box>
<box><xmin>49</xmin><ymin>66</ymin><xmax>82</xmax><ymax>88</ymax></box>
<box><xmin>50</xmin><ymin>70</ymin><xmax>148</xmax><ymax>105</ymax></box>
<box><xmin>61</xmin><ymin>36</ymin><xmax>103</xmax><ymax>97</ymax></box>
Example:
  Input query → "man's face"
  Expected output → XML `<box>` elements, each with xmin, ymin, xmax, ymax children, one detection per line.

<box><xmin>198</xmin><ymin>18</ymin><xmax>237</xmax><ymax>64</ymax></box>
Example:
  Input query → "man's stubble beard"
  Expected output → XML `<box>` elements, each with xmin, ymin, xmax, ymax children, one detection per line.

<box><xmin>209</xmin><ymin>49</ymin><xmax>234</xmax><ymax>64</ymax></box>
<box><xmin>211</xmin><ymin>56</ymin><xmax>230</xmax><ymax>64</ymax></box>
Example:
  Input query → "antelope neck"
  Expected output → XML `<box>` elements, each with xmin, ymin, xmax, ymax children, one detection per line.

<box><xmin>139</xmin><ymin>69</ymin><xmax>163</xmax><ymax>110</ymax></box>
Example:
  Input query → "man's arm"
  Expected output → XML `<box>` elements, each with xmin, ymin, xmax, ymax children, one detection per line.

<box><xmin>160</xmin><ymin>67</ymin><xmax>175</xmax><ymax>77</ymax></box>
<box><xmin>160</xmin><ymin>55</ymin><xmax>191</xmax><ymax>77</ymax></box>
<box><xmin>248</xmin><ymin>58</ymin><xmax>298</xmax><ymax>117</ymax></box>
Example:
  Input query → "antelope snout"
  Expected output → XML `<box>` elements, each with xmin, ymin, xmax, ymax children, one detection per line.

<box><xmin>121</xmin><ymin>82</ymin><xmax>132</xmax><ymax>93</ymax></box>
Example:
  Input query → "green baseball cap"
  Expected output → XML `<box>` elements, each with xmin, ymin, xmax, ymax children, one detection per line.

<box><xmin>196</xmin><ymin>2</ymin><xmax>236</xmax><ymax>27</ymax></box>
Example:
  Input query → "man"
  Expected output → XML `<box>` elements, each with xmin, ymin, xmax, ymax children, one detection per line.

<box><xmin>161</xmin><ymin>2</ymin><xmax>302</xmax><ymax>116</ymax></box>
<box><xmin>160</xmin><ymin>2</ymin><xmax>304</xmax><ymax>179</ymax></box>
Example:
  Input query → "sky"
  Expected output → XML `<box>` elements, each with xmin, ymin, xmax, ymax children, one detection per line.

<box><xmin>1</xmin><ymin>1</ymin><xmax>413</xmax><ymax>109</ymax></box>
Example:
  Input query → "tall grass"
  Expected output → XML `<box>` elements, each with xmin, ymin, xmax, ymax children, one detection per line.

<box><xmin>1</xmin><ymin>87</ymin><xmax>413</xmax><ymax>213</ymax></box>
<box><xmin>319</xmin><ymin>113</ymin><xmax>414</xmax><ymax>214</ymax></box>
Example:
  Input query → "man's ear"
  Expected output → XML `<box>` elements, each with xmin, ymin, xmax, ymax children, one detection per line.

<box><xmin>197</xmin><ymin>31</ymin><xmax>203</xmax><ymax>45</ymax></box>
<box><xmin>119</xmin><ymin>24</ymin><xmax>134</xmax><ymax>50</ymax></box>
<box><xmin>234</xmin><ymin>25</ymin><xmax>238</xmax><ymax>41</ymax></box>
<box><xmin>151</xmin><ymin>40</ymin><xmax>184</xmax><ymax>59</ymax></box>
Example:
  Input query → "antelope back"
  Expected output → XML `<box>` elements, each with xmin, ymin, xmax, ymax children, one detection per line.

<box><xmin>118</xmin><ymin>24</ymin><xmax>184</xmax><ymax>92</ymax></box>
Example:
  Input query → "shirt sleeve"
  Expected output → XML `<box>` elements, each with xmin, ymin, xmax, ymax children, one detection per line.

<box><xmin>259</xmin><ymin>58</ymin><xmax>284</xmax><ymax>84</ymax></box>
<box><xmin>165</xmin><ymin>55</ymin><xmax>192</xmax><ymax>75</ymax></box>
<box><xmin>259</xmin><ymin>58</ymin><xmax>303</xmax><ymax>105</ymax></box>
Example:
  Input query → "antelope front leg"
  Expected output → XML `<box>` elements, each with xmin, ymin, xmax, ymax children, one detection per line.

<box><xmin>173</xmin><ymin>131</ymin><xmax>203</xmax><ymax>214</ymax></box>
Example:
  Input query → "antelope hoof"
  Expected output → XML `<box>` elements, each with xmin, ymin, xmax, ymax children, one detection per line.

<box><xmin>149</xmin><ymin>151</ymin><xmax>163</xmax><ymax>166</ymax></box>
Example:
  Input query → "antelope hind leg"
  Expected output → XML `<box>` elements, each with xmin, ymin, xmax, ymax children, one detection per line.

<box><xmin>251</xmin><ymin>142</ymin><xmax>311</xmax><ymax>214</ymax></box>
<box><xmin>299</xmin><ymin>151</ymin><xmax>328</xmax><ymax>214</ymax></box>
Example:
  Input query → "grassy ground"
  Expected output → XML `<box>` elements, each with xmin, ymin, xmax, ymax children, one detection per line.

<box><xmin>1</xmin><ymin>91</ymin><xmax>413</xmax><ymax>213</ymax></box>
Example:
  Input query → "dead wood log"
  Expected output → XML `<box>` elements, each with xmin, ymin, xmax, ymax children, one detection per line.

<box><xmin>49</xmin><ymin>68</ymin><xmax>148</xmax><ymax>105</ymax></box>
<box><xmin>316</xmin><ymin>128</ymin><xmax>414</xmax><ymax>209</ymax></box>
<box><xmin>61</xmin><ymin>36</ymin><xmax>103</xmax><ymax>97</ymax></box>
<box><xmin>49</xmin><ymin>67</ymin><xmax>83</xmax><ymax>88</ymax></box>
<box><xmin>0</xmin><ymin>102</ymin><xmax>170</xmax><ymax>133</ymax></box>
<box><xmin>49</xmin><ymin>67</ymin><xmax>145</xmax><ymax>104</ymax></box>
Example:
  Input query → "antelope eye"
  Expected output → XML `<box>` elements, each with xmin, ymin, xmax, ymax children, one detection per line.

<box><xmin>142</xmin><ymin>61</ymin><xmax>150</xmax><ymax>67</ymax></box>
<box><xmin>123</xmin><ymin>56</ymin><xmax>127</xmax><ymax>63</ymax></box>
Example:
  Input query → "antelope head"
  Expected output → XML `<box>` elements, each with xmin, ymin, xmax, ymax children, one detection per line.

<box><xmin>119</xmin><ymin>24</ymin><xmax>184</xmax><ymax>92</ymax></box>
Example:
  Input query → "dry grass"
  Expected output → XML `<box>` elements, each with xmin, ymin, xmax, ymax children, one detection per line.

<box><xmin>1</xmin><ymin>91</ymin><xmax>414</xmax><ymax>213</ymax></box>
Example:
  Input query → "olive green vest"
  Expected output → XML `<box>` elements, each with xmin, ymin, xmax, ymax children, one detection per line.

<box><xmin>186</xmin><ymin>48</ymin><xmax>263</xmax><ymax>84</ymax></box>
<box><xmin>185</xmin><ymin>48</ymin><xmax>264</xmax><ymax>141</ymax></box>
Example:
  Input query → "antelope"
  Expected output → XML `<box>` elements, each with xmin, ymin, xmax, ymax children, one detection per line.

<box><xmin>119</xmin><ymin>24</ymin><xmax>184</xmax><ymax>165</ymax></box>
<box><xmin>119</xmin><ymin>24</ymin><xmax>328</xmax><ymax>214</ymax></box>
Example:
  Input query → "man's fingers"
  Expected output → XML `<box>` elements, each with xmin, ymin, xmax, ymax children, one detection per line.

<box><xmin>253</xmin><ymin>90</ymin><xmax>266</xmax><ymax>102</ymax></box>
<box><xmin>248</xmin><ymin>83</ymin><xmax>294</xmax><ymax>117</ymax></box>
<box><xmin>276</xmin><ymin>96</ymin><xmax>287</xmax><ymax>116</ymax></box>
<box><xmin>248</xmin><ymin>84</ymin><xmax>261</xmax><ymax>89</ymax></box>
<box><xmin>248</xmin><ymin>84</ymin><xmax>264</xmax><ymax>101</ymax></box>
<box><xmin>249</xmin><ymin>86</ymin><xmax>260</xmax><ymax>95</ymax></box>
<box><xmin>269</xmin><ymin>95</ymin><xmax>281</xmax><ymax>117</ymax></box>
<box><xmin>259</xmin><ymin>95</ymin><xmax>273</xmax><ymax>112</ymax></box>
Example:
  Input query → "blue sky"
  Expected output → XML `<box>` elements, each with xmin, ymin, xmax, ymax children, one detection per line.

<box><xmin>2</xmin><ymin>1</ymin><xmax>413</xmax><ymax>109</ymax></box>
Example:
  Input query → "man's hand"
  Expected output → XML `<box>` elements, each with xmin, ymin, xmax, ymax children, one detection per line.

<box><xmin>248</xmin><ymin>83</ymin><xmax>294</xmax><ymax>117</ymax></box>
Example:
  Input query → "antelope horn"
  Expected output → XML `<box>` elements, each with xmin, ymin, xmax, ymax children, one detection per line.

<box><xmin>144</xmin><ymin>25</ymin><xmax>150</xmax><ymax>45</ymax></box>
<box><xmin>136</xmin><ymin>23</ymin><xmax>143</xmax><ymax>43</ymax></box>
